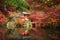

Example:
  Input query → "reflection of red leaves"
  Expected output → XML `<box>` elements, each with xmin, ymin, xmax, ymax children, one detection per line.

<box><xmin>31</xmin><ymin>28</ymin><xmax>40</xmax><ymax>35</ymax></box>
<box><xmin>21</xmin><ymin>30</ymin><xmax>29</xmax><ymax>35</ymax></box>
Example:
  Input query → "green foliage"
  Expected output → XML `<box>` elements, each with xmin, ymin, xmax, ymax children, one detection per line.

<box><xmin>5</xmin><ymin>0</ymin><xmax>30</xmax><ymax>11</ymax></box>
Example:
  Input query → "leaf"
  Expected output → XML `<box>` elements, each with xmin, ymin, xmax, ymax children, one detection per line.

<box><xmin>4</xmin><ymin>0</ymin><xmax>30</xmax><ymax>12</ymax></box>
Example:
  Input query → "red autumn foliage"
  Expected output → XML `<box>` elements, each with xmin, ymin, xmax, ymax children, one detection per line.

<box><xmin>29</xmin><ymin>5</ymin><xmax>60</xmax><ymax>27</ymax></box>
<box><xmin>0</xmin><ymin>12</ymin><xmax>7</xmax><ymax>23</ymax></box>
